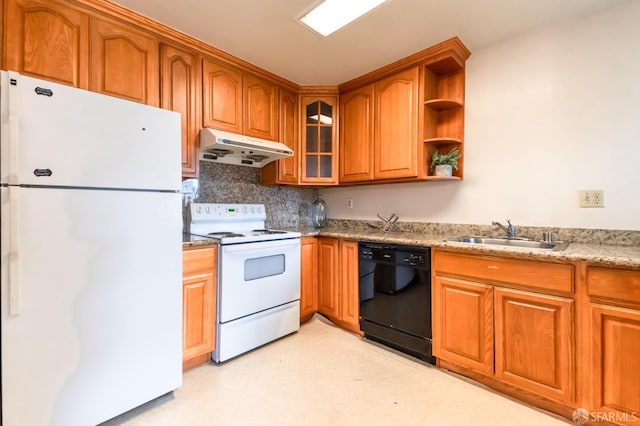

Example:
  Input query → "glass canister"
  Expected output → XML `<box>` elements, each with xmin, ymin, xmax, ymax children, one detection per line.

<box><xmin>312</xmin><ymin>194</ymin><xmax>327</xmax><ymax>228</ymax></box>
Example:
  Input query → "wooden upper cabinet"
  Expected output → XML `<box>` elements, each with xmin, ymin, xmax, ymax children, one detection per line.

<box><xmin>160</xmin><ymin>43</ymin><xmax>202</xmax><ymax>178</ymax></box>
<box><xmin>338</xmin><ymin>67</ymin><xmax>420</xmax><ymax>184</ymax></box>
<box><xmin>4</xmin><ymin>0</ymin><xmax>89</xmax><ymax>88</ymax></box>
<box><xmin>339</xmin><ymin>84</ymin><xmax>374</xmax><ymax>182</ymax></box>
<box><xmin>300</xmin><ymin>95</ymin><xmax>338</xmax><ymax>184</ymax></box>
<box><xmin>202</xmin><ymin>59</ymin><xmax>280</xmax><ymax>140</ymax></box>
<box><xmin>494</xmin><ymin>287</ymin><xmax>574</xmax><ymax>402</ymax></box>
<box><xmin>374</xmin><ymin>66</ymin><xmax>419</xmax><ymax>179</ymax></box>
<box><xmin>89</xmin><ymin>17</ymin><xmax>158</xmax><ymax>106</ymax></box>
<box><xmin>202</xmin><ymin>58</ymin><xmax>243</xmax><ymax>133</ymax></box>
<box><xmin>277</xmin><ymin>89</ymin><xmax>299</xmax><ymax>183</ymax></box>
<box><xmin>243</xmin><ymin>74</ymin><xmax>278</xmax><ymax>141</ymax></box>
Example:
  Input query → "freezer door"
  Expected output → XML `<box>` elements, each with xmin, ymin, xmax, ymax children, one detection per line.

<box><xmin>1</xmin><ymin>187</ymin><xmax>182</xmax><ymax>426</ymax></box>
<box><xmin>0</xmin><ymin>71</ymin><xmax>180</xmax><ymax>190</ymax></box>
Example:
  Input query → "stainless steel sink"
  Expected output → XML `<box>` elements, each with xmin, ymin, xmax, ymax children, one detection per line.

<box><xmin>451</xmin><ymin>236</ymin><xmax>570</xmax><ymax>251</ymax></box>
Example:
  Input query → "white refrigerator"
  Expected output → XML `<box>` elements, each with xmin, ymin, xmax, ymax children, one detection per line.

<box><xmin>0</xmin><ymin>71</ymin><xmax>183</xmax><ymax>425</ymax></box>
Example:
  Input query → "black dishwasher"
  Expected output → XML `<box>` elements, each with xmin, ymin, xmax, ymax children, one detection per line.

<box><xmin>359</xmin><ymin>242</ymin><xmax>435</xmax><ymax>364</ymax></box>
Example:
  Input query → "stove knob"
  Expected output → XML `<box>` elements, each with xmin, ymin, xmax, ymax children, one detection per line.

<box><xmin>205</xmin><ymin>207</ymin><xmax>211</xmax><ymax>214</ymax></box>
<box><xmin>250</xmin><ymin>207</ymin><xmax>255</xmax><ymax>213</ymax></box>
<box><xmin>243</xmin><ymin>206</ymin><xmax>248</xmax><ymax>213</ymax></box>
<box><xmin>196</xmin><ymin>207</ymin><xmax>202</xmax><ymax>214</ymax></box>
<box><xmin>257</xmin><ymin>206</ymin><xmax>262</xmax><ymax>213</ymax></box>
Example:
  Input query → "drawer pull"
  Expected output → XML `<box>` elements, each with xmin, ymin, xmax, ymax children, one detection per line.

<box><xmin>488</xmin><ymin>265</ymin><xmax>499</xmax><ymax>270</ymax></box>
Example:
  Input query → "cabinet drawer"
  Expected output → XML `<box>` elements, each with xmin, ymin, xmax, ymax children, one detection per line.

<box><xmin>183</xmin><ymin>246</ymin><xmax>217</xmax><ymax>275</ymax></box>
<box><xmin>434</xmin><ymin>251</ymin><xmax>573</xmax><ymax>293</ymax></box>
<box><xmin>587</xmin><ymin>267</ymin><xmax>640</xmax><ymax>304</ymax></box>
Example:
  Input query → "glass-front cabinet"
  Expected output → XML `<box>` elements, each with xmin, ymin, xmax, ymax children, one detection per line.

<box><xmin>301</xmin><ymin>96</ymin><xmax>338</xmax><ymax>185</ymax></box>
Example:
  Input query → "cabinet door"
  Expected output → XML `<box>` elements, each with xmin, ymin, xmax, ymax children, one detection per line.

<box><xmin>300</xmin><ymin>237</ymin><xmax>318</xmax><ymax>322</ymax></box>
<box><xmin>182</xmin><ymin>272</ymin><xmax>215</xmax><ymax>360</ymax></box>
<box><xmin>432</xmin><ymin>275</ymin><xmax>494</xmax><ymax>375</ymax></box>
<box><xmin>317</xmin><ymin>237</ymin><xmax>339</xmax><ymax>318</ymax></box>
<box><xmin>339</xmin><ymin>84</ymin><xmax>374</xmax><ymax>182</ymax></box>
<box><xmin>590</xmin><ymin>304</ymin><xmax>640</xmax><ymax>418</ymax></box>
<box><xmin>277</xmin><ymin>89</ymin><xmax>299</xmax><ymax>183</ymax></box>
<box><xmin>243</xmin><ymin>74</ymin><xmax>278</xmax><ymax>141</ymax></box>
<box><xmin>5</xmin><ymin>0</ymin><xmax>89</xmax><ymax>88</ymax></box>
<box><xmin>301</xmin><ymin>96</ymin><xmax>338</xmax><ymax>185</ymax></box>
<box><xmin>339</xmin><ymin>240</ymin><xmax>360</xmax><ymax>332</ymax></box>
<box><xmin>182</xmin><ymin>246</ymin><xmax>217</xmax><ymax>365</ymax></box>
<box><xmin>202</xmin><ymin>58</ymin><xmax>243</xmax><ymax>133</ymax></box>
<box><xmin>89</xmin><ymin>17</ymin><xmax>158</xmax><ymax>106</ymax></box>
<box><xmin>161</xmin><ymin>43</ymin><xmax>201</xmax><ymax>178</ymax></box>
<box><xmin>374</xmin><ymin>67</ymin><xmax>419</xmax><ymax>179</ymax></box>
<box><xmin>494</xmin><ymin>287</ymin><xmax>574</xmax><ymax>402</ymax></box>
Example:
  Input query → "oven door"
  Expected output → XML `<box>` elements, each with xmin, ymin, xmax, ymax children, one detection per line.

<box><xmin>219</xmin><ymin>238</ymin><xmax>301</xmax><ymax>323</ymax></box>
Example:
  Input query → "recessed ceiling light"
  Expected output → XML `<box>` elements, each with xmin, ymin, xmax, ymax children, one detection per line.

<box><xmin>298</xmin><ymin>0</ymin><xmax>389</xmax><ymax>37</ymax></box>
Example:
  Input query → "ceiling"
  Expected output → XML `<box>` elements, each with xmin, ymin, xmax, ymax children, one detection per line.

<box><xmin>111</xmin><ymin>0</ymin><xmax>623</xmax><ymax>85</ymax></box>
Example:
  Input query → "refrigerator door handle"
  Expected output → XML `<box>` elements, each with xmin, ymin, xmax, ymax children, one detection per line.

<box><xmin>8</xmin><ymin>70</ymin><xmax>20</xmax><ymax>185</ymax></box>
<box><xmin>8</xmin><ymin>186</ymin><xmax>20</xmax><ymax>316</ymax></box>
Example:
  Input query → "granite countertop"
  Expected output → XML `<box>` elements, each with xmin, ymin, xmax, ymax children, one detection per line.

<box><xmin>182</xmin><ymin>227</ymin><xmax>640</xmax><ymax>268</ymax></box>
<box><xmin>182</xmin><ymin>234</ymin><xmax>220</xmax><ymax>248</ymax></box>
<box><xmin>295</xmin><ymin>226</ymin><xmax>640</xmax><ymax>268</ymax></box>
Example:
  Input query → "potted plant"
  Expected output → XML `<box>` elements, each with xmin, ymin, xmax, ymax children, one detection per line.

<box><xmin>430</xmin><ymin>147</ymin><xmax>461</xmax><ymax>177</ymax></box>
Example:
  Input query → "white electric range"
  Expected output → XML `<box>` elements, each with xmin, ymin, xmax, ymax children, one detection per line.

<box><xmin>190</xmin><ymin>203</ymin><xmax>301</xmax><ymax>362</ymax></box>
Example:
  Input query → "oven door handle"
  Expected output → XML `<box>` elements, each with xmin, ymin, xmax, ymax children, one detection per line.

<box><xmin>222</xmin><ymin>238</ymin><xmax>300</xmax><ymax>253</ymax></box>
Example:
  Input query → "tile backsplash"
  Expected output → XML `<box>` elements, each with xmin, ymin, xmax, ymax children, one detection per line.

<box><xmin>193</xmin><ymin>161</ymin><xmax>318</xmax><ymax>228</ymax></box>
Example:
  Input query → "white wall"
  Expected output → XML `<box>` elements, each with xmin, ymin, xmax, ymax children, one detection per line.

<box><xmin>321</xmin><ymin>0</ymin><xmax>640</xmax><ymax>231</ymax></box>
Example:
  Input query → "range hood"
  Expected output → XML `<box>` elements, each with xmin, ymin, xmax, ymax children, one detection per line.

<box><xmin>199</xmin><ymin>128</ymin><xmax>293</xmax><ymax>167</ymax></box>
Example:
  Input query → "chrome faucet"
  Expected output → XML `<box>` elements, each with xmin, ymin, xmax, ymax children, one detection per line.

<box><xmin>377</xmin><ymin>213</ymin><xmax>399</xmax><ymax>233</ymax></box>
<box><xmin>492</xmin><ymin>219</ymin><xmax>516</xmax><ymax>238</ymax></box>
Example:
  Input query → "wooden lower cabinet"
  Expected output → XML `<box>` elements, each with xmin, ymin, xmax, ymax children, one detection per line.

<box><xmin>590</xmin><ymin>304</ymin><xmax>640</xmax><ymax>422</ymax></box>
<box><xmin>182</xmin><ymin>245</ymin><xmax>217</xmax><ymax>370</ymax></box>
<box><xmin>432</xmin><ymin>275</ymin><xmax>494</xmax><ymax>374</ymax></box>
<box><xmin>585</xmin><ymin>266</ymin><xmax>640</xmax><ymax>424</ymax></box>
<box><xmin>317</xmin><ymin>237</ymin><xmax>360</xmax><ymax>333</ymax></box>
<box><xmin>317</xmin><ymin>237</ymin><xmax>340</xmax><ymax>318</ymax></box>
<box><xmin>300</xmin><ymin>237</ymin><xmax>318</xmax><ymax>323</ymax></box>
<box><xmin>432</xmin><ymin>248</ymin><xmax>577</xmax><ymax>419</ymax></box>
<box><xmin>339</xmin><ymin>240</ymin><xmax>360</xmax><ymax>329</ymax></box>
<box><xmin>494</xmin><ymin>287</ymin><xmax>574</xmax><ymax>402</ymax></box>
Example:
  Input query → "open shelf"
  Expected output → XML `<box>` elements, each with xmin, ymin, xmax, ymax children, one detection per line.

<box><xmin>424</xmin><ymin>141</ymin><xmax>463</xmax><ymax>179</ymax></box>
<box><xmin>424</xmin><ymin>137</ymin><xmax>462</xmax><ymax>145</ymax></box>
<box><xmin>424</xmin><ymin>175</ymin><xmax>462</xmax><ymax>181</ymax></box>
<box><xmin>422</xmin><ymin>57</ymin><xmax>466</xmax><ymax>180</ymax></box>
<box><xmin>424</xmin><ymin>99</ymin><xmax>462</xmax><ymax>111</ymax></box>
<box><xmin>423</xmin><ymin>107</ymin><xmax>463</xmax><ymax>141</ymax></box>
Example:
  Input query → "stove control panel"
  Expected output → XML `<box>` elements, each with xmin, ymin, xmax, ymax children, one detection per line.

<box><xmin>190</xmin><ymin>203</ymin><xmax>266</xmax><ymax>222</ymax></box>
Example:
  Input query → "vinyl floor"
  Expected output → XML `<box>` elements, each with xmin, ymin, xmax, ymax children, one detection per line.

<box><xmin>104</xmin><ymin>314</ymin><xmax>571</xmax><ymax>426</ymax></box>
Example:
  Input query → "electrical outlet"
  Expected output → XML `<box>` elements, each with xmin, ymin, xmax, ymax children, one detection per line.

<box><xmin>579</xmin><ymin>190</ymin><xmax>604</xmax><ymax>208</ymax></box>
<box><xmin>347</xmin><ymin>198</ymin><xmax>354</xmax><ymax>209</ymax></box>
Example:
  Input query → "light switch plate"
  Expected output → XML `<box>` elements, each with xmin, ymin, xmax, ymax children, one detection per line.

<box><xmin>579</xmin><ymin>190</ymin><xmax>604</xmax><ymax>208</ymax></box>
